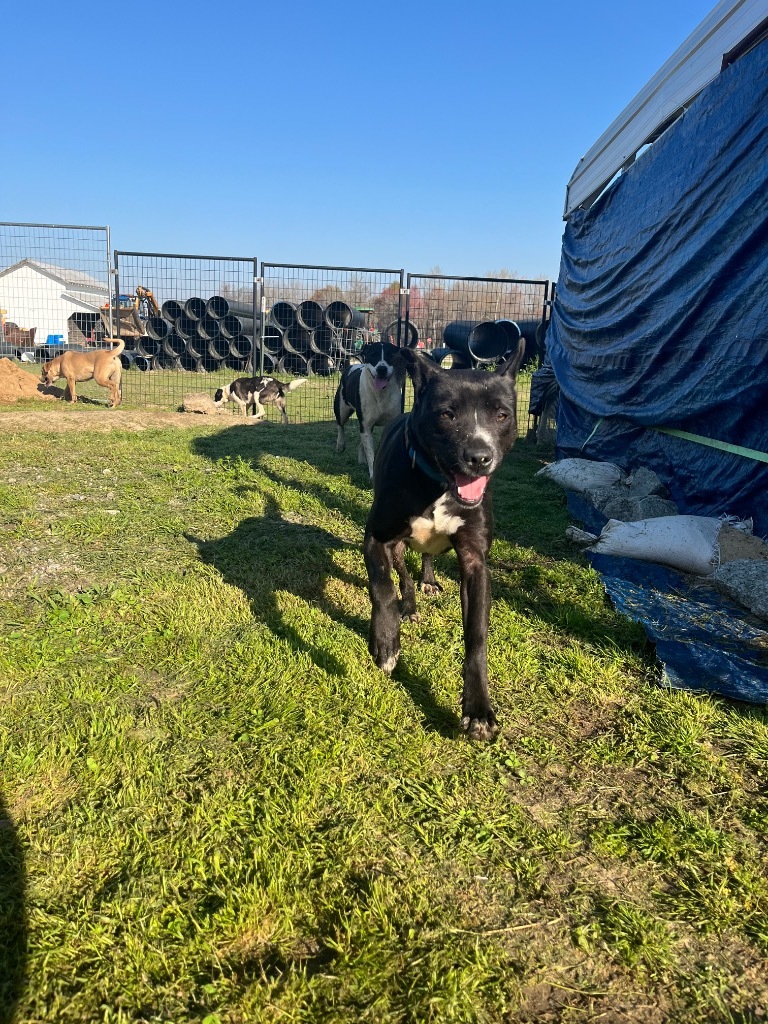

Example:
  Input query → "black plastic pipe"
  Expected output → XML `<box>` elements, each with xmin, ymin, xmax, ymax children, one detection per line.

<box><xmin>383</xmin><ymin>319</ymin><xmax>418</xmax><ymax>348</ymax></box>
<box><xmin>261</xmin><ymin>325</ymin><xmax>283</xmax><ymax>355</ymax></box>
<box><xmin>175</xmin><ymin>316</ymin><xmax>198</xmax><ymax>340</ymax></box>
<box><xmin>146</xmin><ymin>316</ymin><xmax>171</xmax><ymax>341</ymax></box>
<box><xmin>297</xmin><ymin>300</ymin><xmax>325</xmax><ymax>330</ymax></box>
<box><xmin>229</xmin><ymin>335</ymin><xmax>253</xmax><ymax>358</ymax></box>
<box><xmin>135</xmin><ymin>336</ymin><xmax>162</xmax><ymax>358</ymax></box>
<box><xmin>325</xmin><ymin>301</ymin><xmax>365</xmax><ymax>330</ymax></box>
<box><xmin>283</xmin><ymin>324</ymin><xmax>312</xmax><ymax>356</ymax></box>
<box><xmin>184</xmin><ymin>297</ymin><xmax>207</xmax><ymax>321</ymax></box>
<box><xmin>161</xmin><ymin>300</ymin><xmax>184</xmax><ymax>322</ymax></box>
<box><xmin>220</xmin><ymin>314</ymin><xmax>255</xmax><ymax>340</ymax></box>
<box><xmin>197</xmin><ymin>316</ymin><xmax>221</xmax><ymax>341</ymax></box>
<box><xmin>184</xmin><ymin>336</ymin><xmax>204</xmax><ymax>359</ymax></box>
<box><xmin>442</xmin><ymin>320</ymin><xmax>509</xmax><ymax>363</ymax></box>
<box><xmin>155</xmin><ymin>350</ymin><xmax>181</xmax><ymax>371</ymax></box>
<box><xmin>208</xmin><ymin>336</ymin><xmax>231</xmax><ymax>360</ymax></box>
<box><xmin>271</xmin><ymin>301</ymin><xmax>297</xmax><ymax>330</ymax></box>
<box><xmin>207</xmin><ymin>295</ymin><xmax>256</xmax><ymax>319</ymax></box>
<box><xmin>308</xmin><ymin>355</ymin><xmax>336</xmax><ymax>376</ymax></box>
<box><xmin>278</xmin><ymin>352</ymin><xmax>309</xmax><ymax>377</ymax></box>
<box><xmin>163</xmin><ymin>333</ymin><xmax>187</xmax><ymax>358</ymax></box>
<box><xmin>311</xmin><ymin>324</ymin><xmax>337</xmax><ymax>355</ymax></box>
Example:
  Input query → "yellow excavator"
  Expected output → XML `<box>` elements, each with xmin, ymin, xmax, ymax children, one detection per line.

<box><xmin>75</xmin><ymin>286</ymin><xmax>160</xmax><ymax>344</ymax></box>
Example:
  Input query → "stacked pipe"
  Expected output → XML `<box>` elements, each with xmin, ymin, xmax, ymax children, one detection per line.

<box><xmin>430</xmin><ymin>318</ymin><xmax>544</xmax><ymax>370</ymax></box>
<box><xmin>269</xmin><ymin>299</ymin><xmax>371</xmax><ymax>378</ymax></box>
<box><xmin>119</xmin><ymin>295</ymin><xmax>372</xmax><ymax>376</ymax></box>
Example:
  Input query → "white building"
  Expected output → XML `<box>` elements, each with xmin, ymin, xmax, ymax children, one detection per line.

<box><xmin>0</xmin><ymin>258</ymin><xmax>109</xmax><ymax>346</ymax></box>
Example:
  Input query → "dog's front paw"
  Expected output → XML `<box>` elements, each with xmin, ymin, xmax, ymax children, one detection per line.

<box><xmin>370</xmin><ymin>636</ymin><xmax>400</xmax><ymax>674</ymax></box>
<box><xmin>460</xmin><ymin>709</ymin><xmax>499</xmax><ymax>742</ymax></box>
<box><xmin>401</xmin><ymin>610</ymin><xmax>420</xmax><ymax>623</ymax></box>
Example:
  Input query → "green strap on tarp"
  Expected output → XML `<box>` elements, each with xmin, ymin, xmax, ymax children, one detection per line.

<box><xmin>653</xmin><ymin>427</ymin><xmax>768</xmax><ymax>464</ymax></box>
<box><xmin>580</xmin><ymin>419</ymin><xmax>768</xmax><ymax>464</ymax></box>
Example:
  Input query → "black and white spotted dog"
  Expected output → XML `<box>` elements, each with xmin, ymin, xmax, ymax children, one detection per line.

<box><xmin>333</xmin><ymin>342</ymin><xmax>405</xmax><ymax>478</ymax></box>
<box><xmin>213</xmin><ymin>375</ymin><xmax>307</xmax><ymax>423</ymax></box>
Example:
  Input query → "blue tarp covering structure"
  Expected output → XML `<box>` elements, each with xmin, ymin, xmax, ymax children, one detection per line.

<box><xmin>549</xmin><ymin>38</ymin><xmax>768</xmax><ymax>536</ymax></box>
<box><xmin>548</xmin><ymin>39</ymin><xmax>768</xmax><ymax>702</ymax></box>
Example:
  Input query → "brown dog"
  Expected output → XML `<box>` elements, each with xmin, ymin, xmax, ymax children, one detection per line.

<box><xmin>41</xmin><ymin>339</ymin><xmax>125</xmax><ymax>408</ymax></box>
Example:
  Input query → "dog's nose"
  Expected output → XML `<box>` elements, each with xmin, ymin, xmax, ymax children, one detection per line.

<box><xmin>463</xmin><ymin>444</ymin><xmax>494</xmax><ymax>472</ymax></box>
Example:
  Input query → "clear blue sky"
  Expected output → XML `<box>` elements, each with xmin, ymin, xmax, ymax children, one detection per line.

<box><xmin>1</xmin><ymin>0</ymin><xmax>717</xmax><ymax>282</ymax></box>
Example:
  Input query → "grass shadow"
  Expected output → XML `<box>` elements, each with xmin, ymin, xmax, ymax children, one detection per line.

<box><xmin>0</xmin><ymin>793</ymin><xmax>26</xmax><ymax>1024</ymax></box>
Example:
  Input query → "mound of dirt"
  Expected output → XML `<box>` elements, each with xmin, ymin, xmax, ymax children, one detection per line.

<box><xmin>0</xmin><ymin>358</ymin><xmax>57</xmax><ymax>403</ymax></box>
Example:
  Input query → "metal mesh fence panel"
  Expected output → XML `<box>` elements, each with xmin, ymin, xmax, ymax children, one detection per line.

<box><xmin>114</xmin><ymin>252</ymin><xmax>257</xmax><ymax>410</ymax></box>
<box><xmin>258</xmin><ymin>264</ymin><xmax>405</xmax><ymax>424</ymax></box>
<box><xmin>0</xmin><ymin>222</ymin><xmax>111</xmax><ymax>367</ymax></box>
<box><xmin>404</xmin><ymin>274</ymin><xmax>550</xmax><ymax>437</ymax></box>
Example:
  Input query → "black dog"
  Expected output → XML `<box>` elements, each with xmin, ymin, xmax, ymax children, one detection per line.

<box><xmin>334</xmin><ymin>342</ymin><xmax>405</xmax><ymax>478</ymax></box>
<box><xmin>213</xmin><ymin>375</ymin><xmax>307</xmax><ymax>423</ymax></box>
<box><xmin>363</xmin><ymin>340</ymin><xmax>526</xmax><ymax>741</ymax></box>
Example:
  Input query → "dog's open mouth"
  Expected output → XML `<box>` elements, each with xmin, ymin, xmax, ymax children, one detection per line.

<box><xmin>451</xmin><ymin>473</ymin><xmax>489</xmax><ymax>506</ymax></box>
<box><xmin>374</xmin><ymin>376</ymin><xmax>390</xmax><ymax>390</ymax></box>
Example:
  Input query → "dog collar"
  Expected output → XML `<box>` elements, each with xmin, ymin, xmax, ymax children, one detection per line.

<box><xmin>404</xmin><ymin>417</ymin><xmax>449</xmax><ymax>487</ymax></box>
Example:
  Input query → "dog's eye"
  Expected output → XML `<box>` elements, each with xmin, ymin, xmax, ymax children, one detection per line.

<box><xmin>440</xmin><ymin>410</ymin><xmax>455</xmax><ymax>421</ymax></box>
<box><xmin>496</xmin><ymin>410</ymin><xmax>509</xmax><ymax>421</ymax></box>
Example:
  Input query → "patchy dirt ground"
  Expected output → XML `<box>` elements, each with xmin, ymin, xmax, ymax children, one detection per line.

<box><xmin>0</xmin><ymin>407</ymin><xmax>218</xmax><ymax>432</ymax></box>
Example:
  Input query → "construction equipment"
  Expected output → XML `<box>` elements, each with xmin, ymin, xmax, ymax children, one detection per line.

<box><xmin>70</xmin><ymin>287</ymin><xmax>160</xmax><ymax>345</ymax></box>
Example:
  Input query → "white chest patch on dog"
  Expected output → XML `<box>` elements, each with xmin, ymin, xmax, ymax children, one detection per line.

<box><xmin>407</xmin><ymin>494</ymin><xmax>465</xmax><ymax>555</ymax></box>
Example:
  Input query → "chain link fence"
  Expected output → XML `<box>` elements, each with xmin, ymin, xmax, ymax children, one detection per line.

<box><xmin>403</xmin><ymin>274</ymin><xmax>551</xmax><ymax>436</ymax></box>
<box><xmin>259</xmin><ymin>263</ymin><xmax>405</xmax><ymax>424</ymax></box>
<box><xmin>1</xmin><ymin>223</ymin><xmax>551</xmax><ymax>436</ymax></box>
<box><xmin>113</xmin><ymin>252</ymin><xmax>258</xmax><ymax>410</ymax></box>
<box><xmin>0</xmin><ymin>222</ymin><xmax>112</xmax><ymax>363</ymax></box>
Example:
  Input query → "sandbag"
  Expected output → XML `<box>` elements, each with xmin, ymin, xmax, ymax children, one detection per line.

<box><xmin>585</xmin><ymin>515</ymin><xmax>743</xmax><ymax>576</ymax></box>
<box><xmin>536</xmin><ymin>458</ymin><xmax>624</xmax><ymax>493</ymax></box>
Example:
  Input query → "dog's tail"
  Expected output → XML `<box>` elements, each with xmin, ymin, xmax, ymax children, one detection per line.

<box><xmin>105</xmin><ymin>338</ymin><xmax>126</xmax><ymax>357</ymax></box>
<box><xmin>286</xmin><ymin>378</ymin><xmax>308</xmax><ymax>391</ymax></box>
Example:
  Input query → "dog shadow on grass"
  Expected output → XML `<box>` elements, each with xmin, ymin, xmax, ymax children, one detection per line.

<box><xmin>190</xmin><ymin>426</ymin><xmax>462</xmax><ymax>736</ymax></box>
<box><xmin>0</xmin><ymin>792</ymin><xmax>26</xmax><ymax>1024</ymax></box>
<box><xmin>185</xmin><ymin>498</ymin><xmax>457</xmax><ymax>736</ymax></box>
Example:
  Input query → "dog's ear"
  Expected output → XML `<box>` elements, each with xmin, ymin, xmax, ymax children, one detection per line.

<box><xmin>496</xmin><ymin>338</ymin><xmax>526</xmax><ymax>379</ymax></box>
<box><xmin>399</xmin><ymin>347</ymin><xmax>440</xmax><ymax>397</ymax></box>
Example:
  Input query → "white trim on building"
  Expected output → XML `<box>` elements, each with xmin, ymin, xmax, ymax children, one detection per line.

<box><xmin>565</xmin><ymin>0</ymin><xmax>768</xmax><ymax>216</ymax></box>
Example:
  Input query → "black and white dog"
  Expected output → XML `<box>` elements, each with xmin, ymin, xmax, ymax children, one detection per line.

<box><xmin>213</xmin><ymin>375</ymin><xmax>307</xmax><ymax>423</ymax></box>
<box><xmin>363</xmin><ymin>340</ymin><xmax>526</xmax><ymax>742</ymax></box>
<box><xmin>333</xmin><ymin>342</ymin><xmax>405</xmax><ymax>478</ymax></box>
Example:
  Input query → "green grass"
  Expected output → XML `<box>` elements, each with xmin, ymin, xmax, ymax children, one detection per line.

<box><xmin>0</xmin><ymin>418</ymin><xmax>767</xmax><ymax>1023</ymax></box>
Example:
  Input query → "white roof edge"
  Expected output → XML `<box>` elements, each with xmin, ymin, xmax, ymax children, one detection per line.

<box><xmin>564</xmin><ymin>0</ymin><xmax>768</xmax><ymax>217</ymax></box>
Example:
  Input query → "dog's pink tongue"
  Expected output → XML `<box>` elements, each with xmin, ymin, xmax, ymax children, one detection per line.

<box><xmin>374</xmin><ymin>377</ymin><xmax>389</xmax><ymax>390</ymax></box>
<box><xmin>454</xmin><ymin>474</ymin><xmax>488</xmax><ymax>501</ymax></box>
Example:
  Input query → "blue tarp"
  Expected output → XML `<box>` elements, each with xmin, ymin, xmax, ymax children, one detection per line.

<box><xmin>549</xmin><ymin>38</ymin><xmax>768</xmax><ymax>535</ymax></box>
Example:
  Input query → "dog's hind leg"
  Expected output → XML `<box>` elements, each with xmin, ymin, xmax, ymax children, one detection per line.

<box><xmin>419</xmin><ymin>554</ymin><xmax>442</xmax><ymax>595</ymax></box>
<box><xmin>364</xmin><ymin>531</ymin><xmax>402</xmax><ymax>673</ymax></box>
<box><xmin>455</xmin><ymin>541</ymin><xmax>498</xmax><ymax>742</ymax></box>
<box><xmin>334</xmin><ymin>387</ymin><xmax>352</xmax><ymax>451</ymax></box>
<box><xmin>392</xmin><ymin>541</ymin><xmax>419</xmax><ymax>621</ymax></box>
